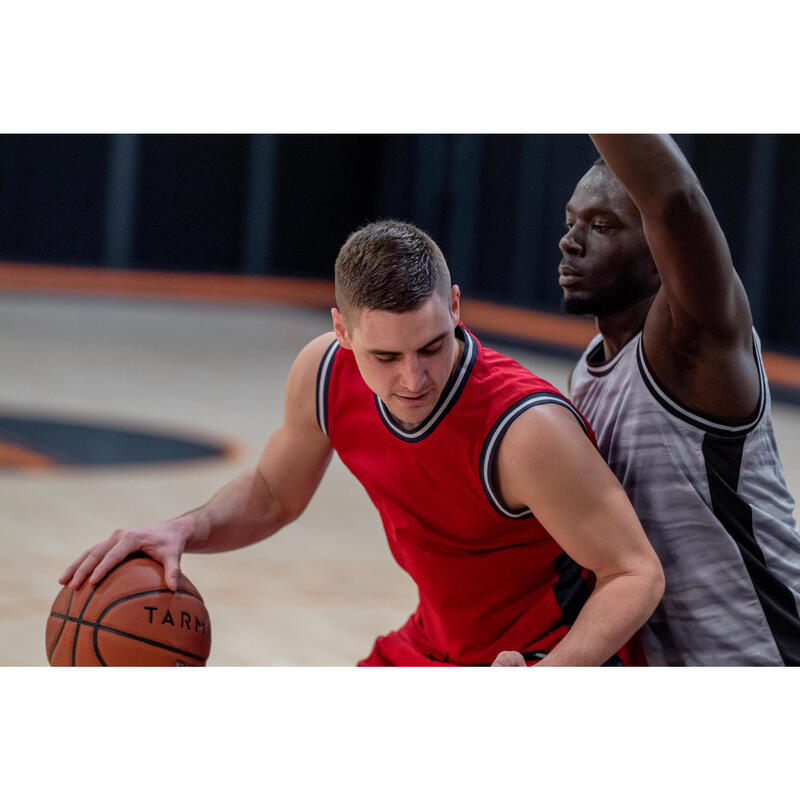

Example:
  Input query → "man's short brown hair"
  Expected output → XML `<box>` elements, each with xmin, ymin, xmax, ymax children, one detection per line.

<box><xmin>334</xmin><ymin>219</ymin><xmax>451</xmax><ymax>322</ymax></box>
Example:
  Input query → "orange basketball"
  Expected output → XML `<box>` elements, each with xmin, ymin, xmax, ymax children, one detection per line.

<box><xmin>46</xmin><ymin>552</ymin><xmax>211</xmax><ymax>666</ymax></box>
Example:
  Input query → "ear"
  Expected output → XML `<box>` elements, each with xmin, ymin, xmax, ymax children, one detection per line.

<box><xmin>331</xmin><ymin>307</ymin><xmax>352</xmax><ymax>350</ymax></box>
<box><xmin>450</xmin><ymin>284</ymin><xmax>461</xmax><ymax>326</ymax></box>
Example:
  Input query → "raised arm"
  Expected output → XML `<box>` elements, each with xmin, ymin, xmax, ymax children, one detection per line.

<box><xmin>590</xmin><ymin>134</ymin><xmax>752</xmax><ymax>340</ymax></box>
<box><xmin>60</xmin><ymin>333</ymin><xmax>335</xmax><ymax>591</ymax></box>
<box><xmin>493</xmin><ymin>403</ymin><xmax>664</xmax><ymax>665</ymax></box>
<box><xmin>590</xmin><ymin>134</ymin><xmax>759</xmax><ymax>419</ymax></box>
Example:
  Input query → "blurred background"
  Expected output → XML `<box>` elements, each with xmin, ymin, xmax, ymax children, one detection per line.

<box><xmin>2</xmin><ymin>133</ymin><xmax>798</xmax><ymax>353</ymax></box>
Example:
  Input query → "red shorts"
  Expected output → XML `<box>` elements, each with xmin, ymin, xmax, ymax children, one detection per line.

<box><xmin>357</xmin><ymin>618</ymin><xmax>647</xmax><ymax>666</ymax></box>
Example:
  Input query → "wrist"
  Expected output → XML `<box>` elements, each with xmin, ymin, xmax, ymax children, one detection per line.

<box><xmin>180</xmin><ymin>508</ymin><xmax>211</xmax><ymax>551</ymax></box>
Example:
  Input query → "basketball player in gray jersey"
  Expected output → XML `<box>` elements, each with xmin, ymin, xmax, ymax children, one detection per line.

<box><xmin>494</xmin><ymin>134</ymin><xmax>800</xmax><ymax>667</ymax></box>
<box><xmin>545</xmin><ymin>134</ymin><xmax>800</xmax><ymax>666</ymax></box>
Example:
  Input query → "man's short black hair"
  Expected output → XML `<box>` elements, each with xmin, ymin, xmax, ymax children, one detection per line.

<box><xmin>334</xmin><ymin>219</ymin><xmax>451</xmax><ymax>322</ymax></box>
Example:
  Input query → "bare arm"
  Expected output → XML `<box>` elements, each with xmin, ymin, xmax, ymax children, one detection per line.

<box><xmin>493</xmin><ymin>404</ymin><xmax>664</xmax><ymax>666</ymax></box>
<box><xmin>590</xmin><ymin>134</ymin><xmax>751</xmax><ymax>339</ymax></box>
<box><xmin>187</xmin><ymin>334</ymin><xmax>334</xmax><ymax>553</ymax></box>
<box><xmin>590</xmin><ymin>134</ymin><xmax>758</xmax><ymax>419</ymax></box>
<box><xmin>60</xmin><ymin>333</ymin><xmax>335</xmax><ymax>590</ymax></box>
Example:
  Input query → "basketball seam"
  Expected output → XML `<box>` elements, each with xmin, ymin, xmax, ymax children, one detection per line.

<box><xmin>47</xmin><ymin>588</ymin><xmax>74</xmax><ymax>663</ymax></box>
<box><xmin>66</xmin><ymin>556</ymin><xmax>134</xmax><ymax>665</ymax></box>
<box><xmin>50</xmin><ymin>554</ymin><xmax>208</xmax><ymax>666</ymax></box>
<box><xmin>72</xmin><ymin>585</ymin><xmax>99</xmax><ymax>666</ymax></box>
<box><xmin>94</xmin><ymin>588</ymin><xmax>208</xmax><ymax>663</ymax></box>
<box><xmin>50</xmin><ymin>608</ymin><xmax>208</xmax><ymax>662</ymax></box>
<box><xmin>93</xmin><ymin>622</ymin><xmax>208</xmax><ymax>662</ymax></box>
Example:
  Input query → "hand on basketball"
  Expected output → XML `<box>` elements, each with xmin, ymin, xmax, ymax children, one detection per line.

<box><xmin>491</xmin><ymin>650</ymin><xmax>527</xmax><ymax>667</ymax></box>
<box><xmin>59</xmin><ymin>517</ymin><xmax>192</xmax><ymax>593</ymax></box>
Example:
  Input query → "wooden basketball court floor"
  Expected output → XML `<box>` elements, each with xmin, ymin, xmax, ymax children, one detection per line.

<box><xmin>3</xmin><ymin>291</ymin><xmax>800</xmax><ymax>666</ymax></box>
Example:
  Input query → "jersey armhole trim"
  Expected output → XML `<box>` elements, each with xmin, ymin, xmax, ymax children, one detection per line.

<box><xmin>636</xmin><ymin>331</ymin><xmax>766</xmax><ymax>437</ymax></box>
<box><xmin>479</xmin><ymin>392</ymin><xmax>589</xmax><ymax>519</ymax></box>
<box><xmin>315</xmin><ymin>339</ymin><xmax>340</xmax><ymax>437</ymax></box>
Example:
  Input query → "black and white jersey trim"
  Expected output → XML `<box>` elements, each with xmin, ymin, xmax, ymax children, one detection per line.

<box><xmin>374</xmin><ymin>327</ymin><xmax>478</xmax><ymax>443</ymax></box>
<box><xmin>586</xmin><ymin>337</ymin><xmax>630</xmax><ymax>377</ymax></box>
<box><xmin>636</xmin><ymin>332</ymin><xmax>766</xmax><ymax>437</ymax></box>
<box><xmin>480</xmin><ymin>393</ymin><xmax>589</xmax><ymax>519</ymax></box>
<box><xmin>315</xmin><ymin>339</ymin><xmax>340</xmax><ymax>437</ymax></box>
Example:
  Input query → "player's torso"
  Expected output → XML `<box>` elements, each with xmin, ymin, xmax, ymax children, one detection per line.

<box><xmin>318</xmin><ymin>326</ymin><xmax>596</xmax><ymax>664</ymax></box>
<box><xmin>571</xmin><ymin>330</ymin><xmax>800</xmax><ymax>666</ymax></box>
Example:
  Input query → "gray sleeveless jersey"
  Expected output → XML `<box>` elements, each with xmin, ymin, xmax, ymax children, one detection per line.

<box><xmin>570</xmin><ymin>330</ymin><xmax>800</xmax><ymax>665</ymax></box>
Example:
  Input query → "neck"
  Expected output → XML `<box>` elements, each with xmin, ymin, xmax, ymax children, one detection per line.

<box><xmin>450</xmin><ymin>333</ymin><xmax>465</xmax><ymax>378</ymax></box>
<box><xmin>595</xmin><ymin>296</ymin><xmax>654</xmax><ymax>361</ymax></box>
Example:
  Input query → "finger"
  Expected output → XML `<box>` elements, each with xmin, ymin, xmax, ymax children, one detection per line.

<box><xmin>87</xmin><ymin>538</ymin><xmax>139</xmax><ymax>585</ymax></box>
<box><xmin>163</xmin><ymin>553</ymin><xmax>182</xmax><ymax>592</ymax></box>
<box><xmin>59</xmin><ymin>547</ymin><xmax>93</xmax><ymax>584</ymax></box>
<box><xmin>68</xmin><ymin>544</ymin><xmax>114</xmax><ymax>590</ymax></box>
<box><xmin>491</xmin><ymin>651</ymin><xmax>527</xmax><ymax>667</ymax></box>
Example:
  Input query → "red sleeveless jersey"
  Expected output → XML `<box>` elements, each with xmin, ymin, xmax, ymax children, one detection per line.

<box><xmin>316</xmin><ymin>325</ymin><xmax>644</xmax><ymax>666</ymax></box>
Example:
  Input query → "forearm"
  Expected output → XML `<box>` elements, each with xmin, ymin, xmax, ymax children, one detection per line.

<box><xmin>590</xmin><ymin>134</ymin><xmax>698</xmax><ymax>210</ymax></box>
<box><xmin>182</xmin><ymin>468</ymin><xmax>292</xmax><ymax>554</ymax></box>
<box><xmin>538</xmin><ymin>567</ymin><xmax>664</xmax><ymax>666</ymax></box>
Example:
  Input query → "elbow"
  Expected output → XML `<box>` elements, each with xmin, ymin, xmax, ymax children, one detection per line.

<box><xmin>644</xmin><ymin>557</ymin><xmax>666</xmax><ymax>612</ymax></box>
<box><xmin>274</xmin><ymin>501</ymin><xmax>303</xmax><ymax>529</ymax></box>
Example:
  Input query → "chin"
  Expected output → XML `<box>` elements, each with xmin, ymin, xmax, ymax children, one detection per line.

<box><xmin>392</xmin><ymin>409</ymin><xmax>427</xmax><ymax>429</ymax></box>
<box><xmin>388</xmin><ymin>402</ymin><xmax>433</xmax><ymax>430</ymax></box>
<box><xmin>561</xmin><ymin>294</ymin><xmax>596</xmax><ymax>316</ymax></box>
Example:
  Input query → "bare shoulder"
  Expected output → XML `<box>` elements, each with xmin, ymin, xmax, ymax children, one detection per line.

<box><xmin>293</xmin><ymin>332</ymin><xmax>338</xmax><ymax>373</ymax></box>
<box><xmin>498</xmin><ymin>401</ymin><xmax>591</xmax><ymax>468</ymax></box>
<box><xmin>284</xmin><ymin>332</ymin><xmax>338</xmax><ymax>424</ymax></box>
<box><xmin>495</xmin><ymin>401</ymin><xmax>612</xmax><ymax>514</ymax></box>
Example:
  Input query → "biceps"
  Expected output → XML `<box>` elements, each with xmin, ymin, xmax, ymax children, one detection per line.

<box><xmin>256</xmin><ymin>420</ymin><xmax>332</xmax><ymax>521</ymax></box>
<box><xmin>551</xmin><ymin>480</ymin><xmax>654</xmax><ymax>577</ymax></box>
<box><xmin>641</xmin><ymin>193</ymin><xmax>747</xmax><ymax>329</ymax></box>
<box><xmin>501</xmin><ymin>417</ymin><xmax>653</xmax><ymax>575</ymax></box>
<box><xmin>531</xmin><ymin>448</ymin><xmax>648</xmax><ymax>564</ymax></box>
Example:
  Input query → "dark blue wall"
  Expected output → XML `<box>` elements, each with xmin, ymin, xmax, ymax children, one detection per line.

<box><xmin>1</xmin><ymin>134</ymin><xmax>797</xmax><ymax>353</ymax></box>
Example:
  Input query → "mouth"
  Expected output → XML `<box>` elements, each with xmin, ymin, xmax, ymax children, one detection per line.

<box><xmin>394</xmin><ymin>390</ymin><xmax>431</xmax><ymax>405</ymax></box>
<box><xmin>558</xmin><ymin>263</ymin><xmax>583</xmax><ymax>287</ymax></box>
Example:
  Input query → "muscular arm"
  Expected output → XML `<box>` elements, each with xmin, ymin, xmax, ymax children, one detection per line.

<box><xmin>187</xmin><ymin>334</ymin><xmax>334</xmax><ymax>553</ymax></box>
<box><xmin>590</xmin><ymin>134</ymin><xmax>751</xmax><ymax>338</ymax></box>
<box><xmin>61</xmin><ymin>334</ymin><xmax>334</xmax><ymax>590</ymax></box>
<box><xmin>494</xmin><ymin>404</ymin><xmax>664</xmax><ymax>666</ymax></box>
<box><xmin>590</xmin><ymin>134</ymin><xmax>758</xmax><ymax>418</ymax></box>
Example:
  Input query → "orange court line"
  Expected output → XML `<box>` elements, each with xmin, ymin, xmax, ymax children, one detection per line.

<box><xmin>460</xmin><ymin>298</ymin><xmax>598</xmax><ymax>351</ymax></box>
<box><xmin>0</xmin><ymin>262</ymin><xmax>336</xmax><ymax>309</ymax></box>
<box><xmin>3</xmin><ymin>260</ymin><xmax>800</xmax><ymax>392</ymax></box>
<box><xmin>0</xmin><ymin>441</ymin><xmax>54</xmax><ymax>470</ymax></box>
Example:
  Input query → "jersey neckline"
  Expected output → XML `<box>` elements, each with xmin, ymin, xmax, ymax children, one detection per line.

<box><xmin>373</xmin><ymin>325</ymin><xmax>478</xmax><ymax>443</ymax></box>
<box><xmin>585</xmin><ymin>331</ymin><xmax>640</xmax><ymax>377</ymax></box>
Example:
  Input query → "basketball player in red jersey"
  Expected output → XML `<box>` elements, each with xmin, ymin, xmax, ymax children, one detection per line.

<box><xmin>61</xmin><ymin>220</ymin><xmax>663</xmax><ymax>666</ymax></box>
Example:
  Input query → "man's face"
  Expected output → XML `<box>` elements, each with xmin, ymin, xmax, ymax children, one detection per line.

<box><xmin>558</xmin><ymin>166</ymin><xmax>659</xmax><ymax>317</ymax></box>
<box><xmin>333</xmin><ymin>286</ymin><xmax>461</xmax><ymax>431</ymax></box>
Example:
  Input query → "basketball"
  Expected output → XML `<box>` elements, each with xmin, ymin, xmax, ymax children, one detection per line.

<box><xmin>46</xmin><ymin>552</ymin><xmax>211</xmax><ymax>666</ymax></box>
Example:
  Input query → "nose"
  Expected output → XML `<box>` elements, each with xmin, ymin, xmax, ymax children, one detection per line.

<box><xmin>399</xmin><ymin>355</ymin><xmax>427</xmax><ymax>394</ymax></box>
<box><xmin>559</xmin><ymin>225</ymin><xmax>584</xmax><ymax>257</ymax></box>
